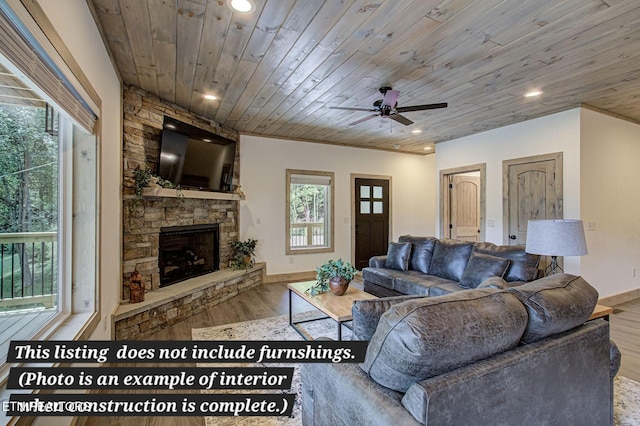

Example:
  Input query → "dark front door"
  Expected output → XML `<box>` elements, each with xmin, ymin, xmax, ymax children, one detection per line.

<box><xmin>354</xmin><ymin>178</ymin><xmax>390</xmax><ymax>270</ymax></box>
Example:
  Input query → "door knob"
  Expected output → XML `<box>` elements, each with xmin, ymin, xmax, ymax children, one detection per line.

<box><xmin>509</xmin><ymin>235</ymin><xmax>516</xmax><ymax>240</ymax></box>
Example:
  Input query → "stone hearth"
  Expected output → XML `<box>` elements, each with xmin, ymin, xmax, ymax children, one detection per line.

<box><xmin>114</xmin><ymin>264</ymin><xmax>265</xmax><ymax>340</ymax></box>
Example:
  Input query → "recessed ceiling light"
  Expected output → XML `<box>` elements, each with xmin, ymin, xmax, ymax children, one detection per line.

<box><xmin>411</xmin><ymin>129</ymin><xmax>423</xmax><ymax>134</ymax></box>
<box><xmin>230</xmin><ymin>0</ymin><xmax>255</xmax><ymax>13</ymax></box>
<box><xmin>524</xmin><ymin>90</ymin><xmax>543</xmax><ymax>98</ymax></box>
<box><xmin>204</xmin><ymin>94</ymin><xmax>217</xmax><ymax>100</ymax></box>
<box><xmin>424</xmin><ymin>146</ymin><xmax>433</xmax><ymax>151</ymax></box>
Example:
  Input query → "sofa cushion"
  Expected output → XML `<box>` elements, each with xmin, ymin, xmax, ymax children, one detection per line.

<box><xmin>398</xmin><ymin>235</ymin><xmax>437</xmax><ymax>274</ymax></box>
<box><xmin>361</xmin><ymin>289</ymin><xmax>528</xmax><ymax>392</ymax></box>
<box><xmin>429</xmin><ymin>239</ymin><xmax>474</xmax><ymax>281</ymax></box>
<box><xmin>395</xmin><ymin>274</ymin><xmax>458</xmax><ymax>296</ymax></box>
<box><xmin>459</xmin><ymin>252</ymin><xmax>510</xmax><ymax>289</ymax></box>
<box><xmin>425</xmin><ymin>281</ymin><xmax>464</xmax><ymax>296</ymax></box>
<box><xmin>507</xmin><ymin>273</ymin><xmax>598</xmax><ymax>344</ymax></box>
<box><xmin>352</xmin><ymin>295</ymin><xmax>428</xmax><ymax>341</ymax></box>
<box><xmin>477</xmin><ymin>276</ymin><xmax>508</xmax><ymax>290</ymax></box>
<box><xmin>473</xmin><ymin>242</ymin><xmax>540</xmax><ymax>282</ymax></box>
<box><xmin>392</xmin><ymin>272</ymin><xmax>434</xmax><ymax>296</ymax></box>
<box><xmin>385</xmin><ymin>242</ymin><xmax>412</xmax><ymax>271</ymax></box>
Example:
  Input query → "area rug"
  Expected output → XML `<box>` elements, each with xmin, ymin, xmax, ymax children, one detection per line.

<box><xmin>193</xmin><ymin>313</ymin><xmax>639</xmax><ymax>426</ymax></box>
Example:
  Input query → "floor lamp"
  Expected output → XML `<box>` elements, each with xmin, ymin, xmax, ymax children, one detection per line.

<box><xmin>525</xmin><ymin>219</ymin><xmax>588</xmax><ymax>276</ymax></box>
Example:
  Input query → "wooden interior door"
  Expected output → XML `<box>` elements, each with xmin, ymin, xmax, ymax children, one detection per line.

<box><xmin>450</xmin><ymin>175</ymin><xmax>480</xmax><ymax>242</ymax></box>
<box><xmin>354</xmin><ymin>178</ymin><xmax>389</xmax><ymax>270</ymax></box>
<box><xmin>503</xmin><ymin>153</ymin><xmax>563</xmax><ymax>246</ymax></box>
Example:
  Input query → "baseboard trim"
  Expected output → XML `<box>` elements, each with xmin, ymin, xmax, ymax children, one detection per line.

<box><xmin>599</xmin><ymin>288</ymin><xmax>640</xmax><ymax>306</ymax></box>
<box><xmin>266</xmin><ymin>271</ymin><xmax>315</xmax><ymax>284</ymax></box>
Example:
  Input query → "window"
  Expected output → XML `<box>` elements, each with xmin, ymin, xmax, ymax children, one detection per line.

<box><xmin>0</xmin><ymin>2</ymin><xmax>98</xmax><ymax>370</ymax></box>
<box><xmin>286</xmin><ymin>170</ymin><xmax>334</xmax><ymax>254</ymax></box>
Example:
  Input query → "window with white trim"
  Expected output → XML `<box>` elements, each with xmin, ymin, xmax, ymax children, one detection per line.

<box><xmin>0</xmin><ymin>3</ymin><xmax>98</xmax><ymax>370</ymax></box>
<box><xmin>286</xmin><ymin>169</ymin><xmax>334</xmax><ymax>254</ymax></box>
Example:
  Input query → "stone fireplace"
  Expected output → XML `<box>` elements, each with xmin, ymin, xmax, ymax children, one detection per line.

<box><xmin>159</xmin><ymin>224</ymin><xmax>219</xmax><ymax>287</ymax></box>
<box><xmin>121</xmin><ymin>85</ymin><xmax>241</xmax><ymax>299</ymax></box>
<box><xmin>115</xmin><ymin>86</ymin><xmax>265</xmax><ymax>341</ymax></box>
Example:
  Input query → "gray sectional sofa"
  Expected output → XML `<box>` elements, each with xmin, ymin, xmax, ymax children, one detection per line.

<box><xmin>301</xmin><ymin>273</ymin><xmax>620</xmax><ymax>426</ymax></box>
<box><xmin>363</xmin><ymin>235</ymin><xmax>541</xmax><ymax>297</ymax></box>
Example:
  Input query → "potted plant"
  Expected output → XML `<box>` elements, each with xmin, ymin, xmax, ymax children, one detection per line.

<box><xmin>132</xmin><ymin>164</ymin><xmax>183</xmax><ymax>207</ymax></box>
<box><xmin>308</xmin><ymin>258</ymin><xmax>358</xmax><ymax>296</ymax></box>
<box><xmin>230</xmin><ymin>238</ymin><xmax>258</xmax><ymax>270</ymax></box>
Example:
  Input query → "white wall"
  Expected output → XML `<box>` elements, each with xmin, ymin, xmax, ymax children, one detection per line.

<box><xmin>435</xmin><ymin>109</ymin><xmax>583</xmax><ymax>271</ymax></box>
<box><xmin>38</xmin><ymin>0</ymin><xmax>122</xmax><ymax>339</ymax></box>
<box><xmin>239</xmin><ymin>135</ymin><xmax>436</xmax><ymax>276</ymax></box>
<box><xmin>580</xmin><ymin>108</ymin><xmax>640</xmax><ymax>298</ymax></box>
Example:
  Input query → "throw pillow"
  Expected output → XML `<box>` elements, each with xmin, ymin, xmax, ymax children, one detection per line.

<box><xmin>384</xmin><ymin>242</ymin><xmax>412</xmax><ymax>271</ymax></box>
<box><xmin>398</xmin><ymin>235</ymin><xmax>437</xmax><ymax>274</ymax></box>
<box><xmin>361</xmin><ymin>289</ymin><xmax>528</xmax><ymax>392</ymax></box>
<box><xmin>459</xmin><ymin>252</ymin><xmax>511</xmax><ymax>289</ymax></box>
<box><xmin>473</xmin><ymin>242</ymin><xmax>540</xmax><ymax>282</ymax></box>
<box><xmin>429</xmin><ymin>239</ymin><xmax>474</xmax><ymax>281</ymax></box>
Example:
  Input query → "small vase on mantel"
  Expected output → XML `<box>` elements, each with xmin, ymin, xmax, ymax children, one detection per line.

<box><xmin>329</xmin><ymin>276</ymin><xmax>350</xmax><ymax>296</ymax></box>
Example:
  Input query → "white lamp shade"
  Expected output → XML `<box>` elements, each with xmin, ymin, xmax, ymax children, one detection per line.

<box><xmin>525</xmin><ymin>219</ymin><xmax>588</xmax><ymax>256</ymax></box>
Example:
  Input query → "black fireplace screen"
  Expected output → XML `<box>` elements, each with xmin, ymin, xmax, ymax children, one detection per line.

<box><xmin>159</xmin><ymin>224</ymin><xmax>219</xmax><ymax>287</ymax></box>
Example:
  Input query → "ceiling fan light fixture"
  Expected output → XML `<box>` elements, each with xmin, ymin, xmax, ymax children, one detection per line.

<box><xmin>230</xmin><ymin>0</ymin><xmax>255</xmax><ymax>13</ymax></box>
<box><xmin>524</xmin><ymin>90</ymin><xmax>543</xmax><ymax>98</ymax></box>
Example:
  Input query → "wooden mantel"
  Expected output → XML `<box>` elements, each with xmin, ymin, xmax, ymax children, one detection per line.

<box><xmin>141</xmin><ymin>187</ymin><xmax>245</xmax><ymax>201</ymax></box>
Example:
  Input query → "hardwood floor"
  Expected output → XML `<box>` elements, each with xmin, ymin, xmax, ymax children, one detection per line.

<box><xmin>84</xmin><ymin>280</ymin><xmax>323</xmax><ymax>426</ymax></box>
<box><xmin>610</xmin><ymin>297</ymin><xmax>640</xmax><ymax>382</ymax></box>
<box><xmin>83</xmin><ymin>279</ymin><xmax>639</xmax><ymax>426</ymax></box>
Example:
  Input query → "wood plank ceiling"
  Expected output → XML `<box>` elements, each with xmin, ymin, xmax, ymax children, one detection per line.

<box><xmin>89</xmin><ymin>0</ymin><xmax>640</xmax><ymax>154</ymax></box>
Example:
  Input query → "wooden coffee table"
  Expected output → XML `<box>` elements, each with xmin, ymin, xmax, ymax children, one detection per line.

<box><xmin>590</xmin><ymin>304</ymin><xmax>613</xmax><ymax>321</ymax></box>
<box><xmin>288</xmin><ymin>280</ymin><xmax>377</xmax><ymax>340</ymax></box>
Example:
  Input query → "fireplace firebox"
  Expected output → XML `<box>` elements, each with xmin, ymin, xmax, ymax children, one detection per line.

<box><xmin>159</xmin><ymin>224</ymin><xmax>219</xmax><ymax>287</ymax></box>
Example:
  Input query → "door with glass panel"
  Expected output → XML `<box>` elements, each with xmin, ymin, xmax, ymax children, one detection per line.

<box><xmin>354</xmin><ymin>178</ymin><xmax>389</xmax><ymax>270</ymax></box>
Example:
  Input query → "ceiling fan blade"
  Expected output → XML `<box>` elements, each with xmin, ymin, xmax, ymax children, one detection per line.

<box><xmin>389</xmin><ymin>114</ymin><xmax>413</xmax><ymax>126</ymax></box>
<box><xmin>330</xmin><ymin>106</ymin><xmax>376</xmax><ymax>112</ymax></box>
<box><xmin>349</xmin><ymin>114</ymin><xmax>379</xmax><ymax>126</ymax></box>
<box><xmin>382</xmin><ymin>89</ymin><xmax>400</xmax><ymax>108</ymax></box>
<box><xmin>396</xmin><ymin>102</ymin><xmax>448</xmax><ymax>113</ymax></box>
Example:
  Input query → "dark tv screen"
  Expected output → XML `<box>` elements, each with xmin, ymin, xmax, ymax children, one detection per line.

<box><xmin>158</xmin><ymin>117</ymin><xmax>236</xmax><ymax>192</ymax></box>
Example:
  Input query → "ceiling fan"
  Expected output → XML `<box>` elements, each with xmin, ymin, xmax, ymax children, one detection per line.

<box><xmin>330</xmin><ymin>87</ymin><xmax>447</xmax><ymax>126</ymax></box>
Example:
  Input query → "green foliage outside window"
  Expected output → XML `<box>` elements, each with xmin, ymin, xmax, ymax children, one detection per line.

<box><xmin>0</xmin><ymin>104</ymin><xmax>58</xmax><ymax>234</ymax></box>
<box><xmin>289</xmin><ymin>183</ymin><xmax>326</xmax><ymax>224</ymax></box>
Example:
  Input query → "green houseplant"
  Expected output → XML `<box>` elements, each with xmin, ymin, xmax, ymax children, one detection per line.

<box><xmin>230</xmin><ymin>238</ymin><xmax>258</xmax><ymax>270</ymax></box>
<box><xmin>132</xmin><ymin>164</ymin><xmax>183</xmax><ymax>207</ymax></box>
<box><xmin>308</xmin><ymin>258</ymin><xmax>358</xmax><ymax>296</ymax></box>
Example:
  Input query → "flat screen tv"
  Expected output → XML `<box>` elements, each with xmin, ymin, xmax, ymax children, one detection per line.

<box><xmin>158</xmin><ymin>116</ymin><xmax>236</xmax><ymax>192</ymax></box>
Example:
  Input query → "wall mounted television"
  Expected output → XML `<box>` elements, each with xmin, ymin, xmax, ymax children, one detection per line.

<box><xmin>158</xmin><ymin>116</ymin><xmax>236</xmax><ymax>192</ymax></box>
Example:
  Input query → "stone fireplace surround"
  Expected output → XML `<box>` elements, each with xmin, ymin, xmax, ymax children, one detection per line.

<box><xmin>116</xmin><ymin>85</ymin><xmax>264</xmax><ymax>340</ymax></box>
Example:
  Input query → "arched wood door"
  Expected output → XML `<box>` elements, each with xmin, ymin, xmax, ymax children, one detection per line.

<box><xmin>503</xmin><ymin>152</ymin><xmax>563</xmax><ymax>245</ymax></box>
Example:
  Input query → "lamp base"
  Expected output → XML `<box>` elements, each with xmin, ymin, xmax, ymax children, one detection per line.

<box><xmin>543</xmin><ymin>256</ymin><xmax>564</xmax><ymax>276</ymax></box>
